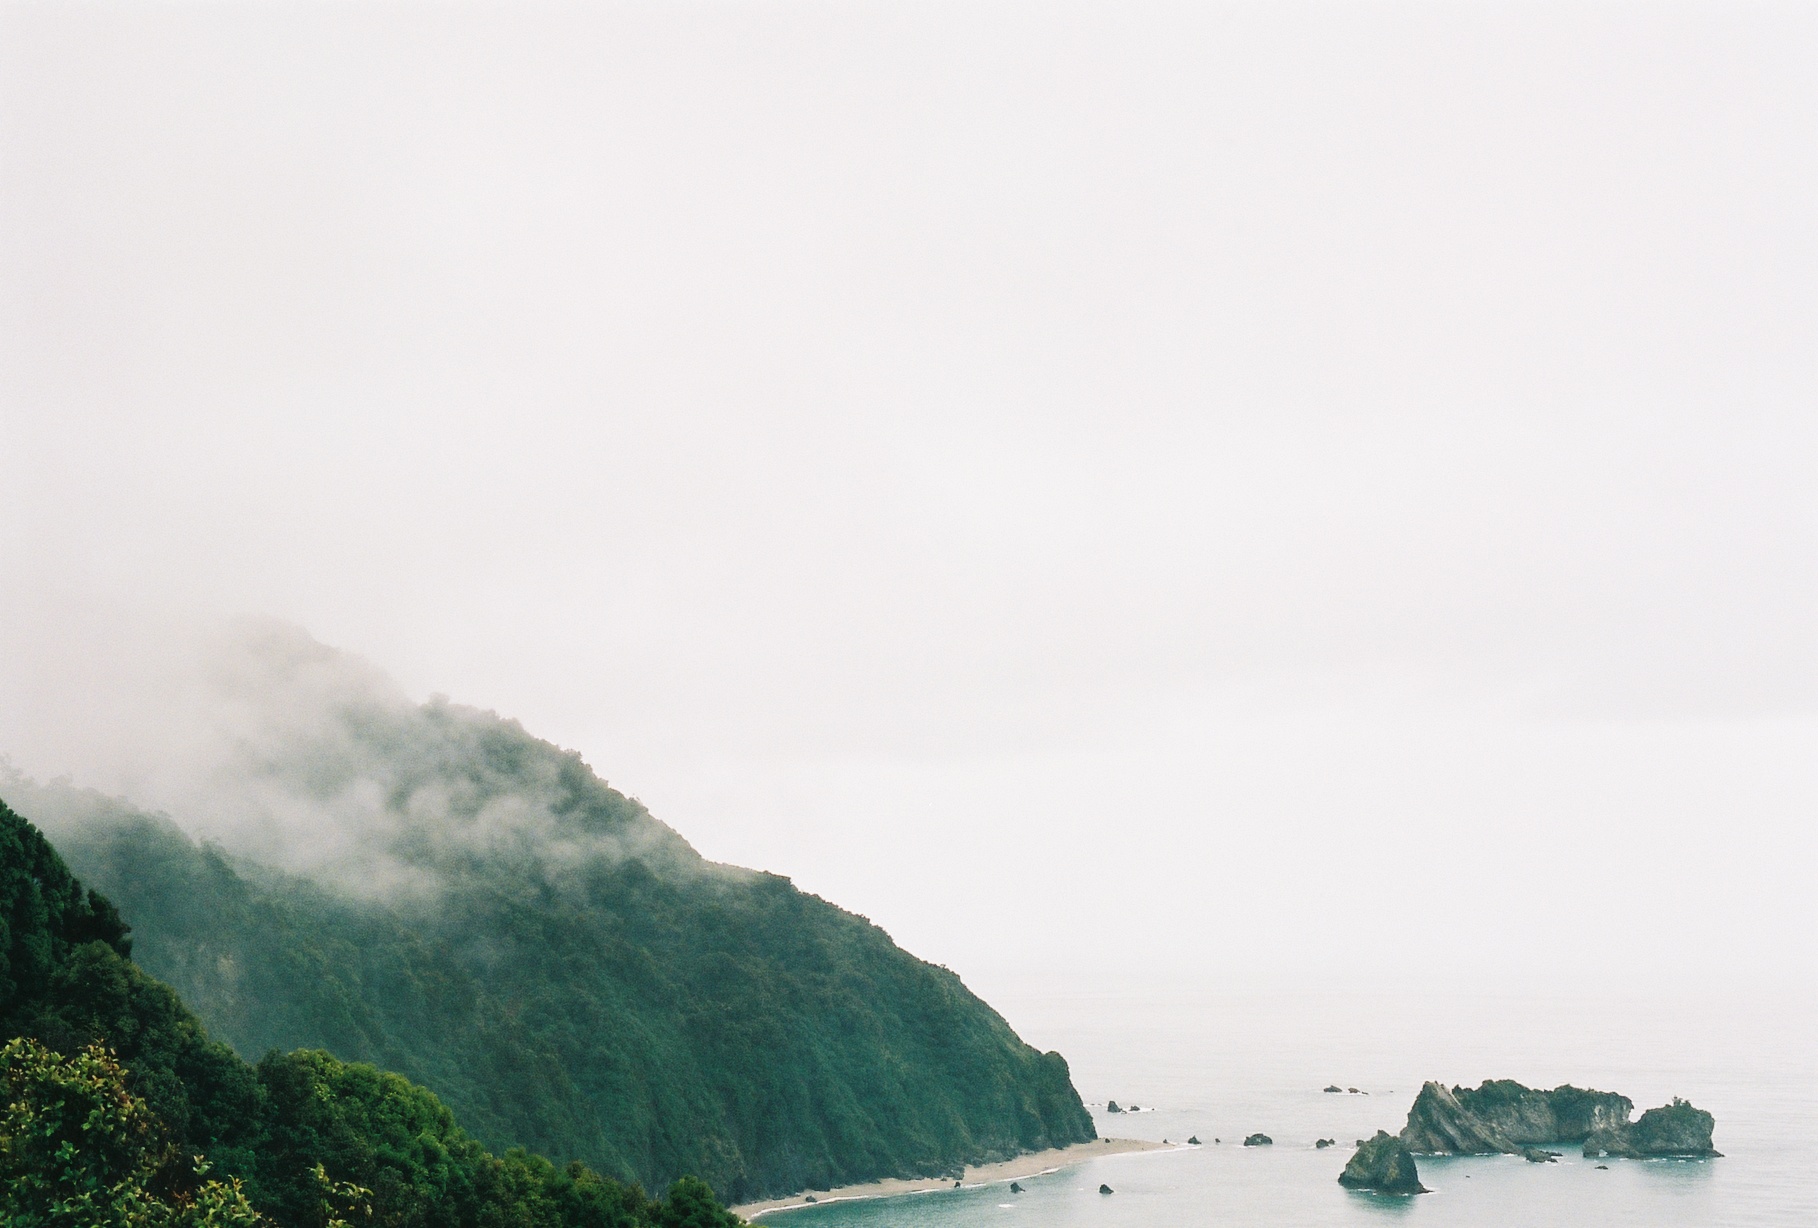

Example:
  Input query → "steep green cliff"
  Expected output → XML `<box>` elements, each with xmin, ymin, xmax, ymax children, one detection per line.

<box><xmin>13</xmin><ymin>697</ymin><xmax>1093</xmax><ymax>1203</ymax></box>
<box><xmin>0</xmin><ymin>792</ymin><xmax>740</xmax><ymax>1227</ymax></box>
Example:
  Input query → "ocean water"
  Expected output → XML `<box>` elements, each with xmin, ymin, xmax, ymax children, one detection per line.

<box><xmin>761</xmin><ymin>986</ymin><xmax>1816</xmax><ymax>1227</ymax></box>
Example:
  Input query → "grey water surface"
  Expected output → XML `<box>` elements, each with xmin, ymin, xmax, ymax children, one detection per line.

<box><xmin>763</xmin><ymin>987</ymin><xmax>1815</xmax><ymax>1227</ymax></box>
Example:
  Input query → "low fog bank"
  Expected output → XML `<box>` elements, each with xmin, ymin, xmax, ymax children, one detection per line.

<box><xmin>3</xmin><ymin>616</ymin><xmax>704</xmax><ymax>901</ymax></box>
<box><xmin>3</xmin><ymin>610</ymin><xmax>1813</xmax><ymax>996</ymax></box>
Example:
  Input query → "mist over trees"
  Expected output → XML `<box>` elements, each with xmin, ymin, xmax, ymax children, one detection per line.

<box><xmin>0</xmin><ymin>792</ymin><xmax>744</xmax><ymax>1227</ymax></box>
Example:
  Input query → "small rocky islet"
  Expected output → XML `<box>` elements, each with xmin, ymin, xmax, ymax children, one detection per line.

<box><xmin>1334</xmin><ymin>1078</ymin><xmax>1720</xmax><ymax>1195</ymax></box>
<box><xmin>1400</xmin><ymin>1079</ymin><xmax>1721</xmax><ymax>1160</ymax></box>
<box><xmin>1339</xmin><ymin>1132</ymin><xmax>1428</xmax><ymax>1195</ymax></box>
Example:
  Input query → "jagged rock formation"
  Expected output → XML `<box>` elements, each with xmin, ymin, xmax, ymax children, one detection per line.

<box><xmin>1338</xmin><ymin>1131</ymin><xmax>1427</xmax><ymax>1195</ymax></box>
<box><xmin>1584</xmin><ymin>1099</ymin><xmax>1721</xmax><ymax>1158</ymax></box>
<box><xmin>1400</xmin><ymin>1080</ymin><xmax>1719</xmax><ymax>1159</ymax></box>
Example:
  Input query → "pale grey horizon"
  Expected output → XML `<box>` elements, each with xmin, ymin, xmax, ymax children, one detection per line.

<box><xmin>2</xmin><ymin>1</ymin><xmax>1813</xmax><ymax>999</ymax></box>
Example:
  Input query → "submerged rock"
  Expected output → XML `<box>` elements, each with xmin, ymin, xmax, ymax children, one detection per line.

<box><xmin>1243</xmin><ymin>1133</ymin><xmax>1273</xmax><ymax>1146</ymax></box>
<box><xmin>1522</xmin><ymin>1148</ymin><xmax>1561</xmax><ymax>1163</ymax></box>
<box><xmin>1324</xmin><ymin>1085</ymin><xmax>1344</xmax><ymax>1093</ymax></box>
<box><xmin>1338</xmin><ymin>1131</ymin><xmax>1428</xmax><ymax>1195</ymax></box>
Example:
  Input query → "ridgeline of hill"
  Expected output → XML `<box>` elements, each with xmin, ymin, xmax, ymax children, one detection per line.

<box><xmin>0</xmin><ymin>791</ymin><xmax>739</xmax><ymax>1227</ymax></box>
<box><xmin>9</xmin><ymin>665</ymin><xmax>1093</xmax><ymax>1204</ymax></box>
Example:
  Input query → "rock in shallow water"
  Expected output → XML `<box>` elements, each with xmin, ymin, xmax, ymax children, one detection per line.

<box><xmin>1338</xmin><ymin>1131</ymin><xmax>1428</xmax><ymax>1195</ymax></box>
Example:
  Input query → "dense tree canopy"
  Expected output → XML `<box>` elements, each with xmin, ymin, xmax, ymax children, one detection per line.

<box><xmin>0</xmin><ymin>795</ymin><xmax>741</xmax><ymax>1228</ymax></box>
<box><xmin>18</xmin><ymin>710</ymin><xmax>1094</xmax><ymax>1202</ymax></box>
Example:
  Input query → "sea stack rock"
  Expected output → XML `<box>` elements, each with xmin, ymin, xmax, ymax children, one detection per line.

<box><xmin>1105</xmin><ymin>1100</ymin><xmax>1123</xmax><ymax>1113</ymax></box>
<box><xmin>1315</xmin><ymin>1138</ymin><xmax>1335</xmax><ymax>1149</ymax></box>
<box><xmin>1584</xmin><ymin>1099</ymin><xmax>1722</xmax><ymax>1158</ymax></box>
<box><xmin>1324</xmin><ymin>1085</ymin><xmax>1343</xmax><ymax>1093</ymax></box>
<box><xmin>1400</xmin><ymin>1080</ymin><xmax>1717</xmax><ymax>1159</ymax></box>
<box><xmin>1008</xmin><ymin>1182</ymin><xmax>1024</xmax><ymax>1193</ymax></box>
<box><xmin>1243</xmin><ymin>1133</ymin><xmax>1273</xmax><ymax>1146</ymax></box>
<box><xmin>1338</xmin><ymin>1131</ymin><xmax>1428</xmax><ymax>1195</ymax></box>
<box><xmin>1187</xmin><ymin>1136</ymin><xmax>1201</xmax><ymax>1145</ymax></box>
<box><xmin>1098</xmin><ymin>1184</ymin><xmax>1114</xmax><ymax>1195</ymax></box>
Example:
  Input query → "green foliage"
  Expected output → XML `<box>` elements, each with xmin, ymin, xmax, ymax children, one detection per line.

<box><xmin>23</xmin><ymin>719</ymin><xmax>1095</xmax><ymax>1203</ymax></box>
<box><xmin>0</xmin><ymin>795</ymin><xmax>744</xmax><ymax>1228</ymax></box>
<box><xmin>650</xmin><ymin>1178</ymin><xmax>741</xmax><ymax>1228</ymax></box>
<box><xmin>0</xmin><ymin>1036</ymin><xmax>266</xmax><ymax>1228</ymax></box>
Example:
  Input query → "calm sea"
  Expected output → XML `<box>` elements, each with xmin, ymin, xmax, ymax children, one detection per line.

<box><xmin>760</xmin><ymin>985</ymin><xmax>1816</xmax><ymax>1227</ymax></box>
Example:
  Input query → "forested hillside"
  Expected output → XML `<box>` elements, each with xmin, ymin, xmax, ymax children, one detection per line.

<box><xmin>0</xmin><ymin>793</ymin><xmax>739</xmax><ymax>1227</ymax></box>
<box><xmin>12</xmin><ymin>674</ymin><xmax>1094</xmax><ymax>1203</ymax></box>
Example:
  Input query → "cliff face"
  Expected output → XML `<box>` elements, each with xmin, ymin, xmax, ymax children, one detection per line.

<box><xmin>1401</xmin><ymin>1080</ymin><xmax>1717</xmax><ymax>1160</ymax></box>
<box><xmin>1400</xmin><ymin>1082</ymin><xmax>1519</xmax><ymax>1153</ymax></box>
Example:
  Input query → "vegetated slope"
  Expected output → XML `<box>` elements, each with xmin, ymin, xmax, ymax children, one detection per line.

<box><xmin>0</xmin><ymin>792</ymin><xmax>739</xmax><ymax>1228</ymax></box>
<box><xmin>15</xmin><ymin>686</ymin><xmax>1094</xmax><ymax>1202</ymax></box>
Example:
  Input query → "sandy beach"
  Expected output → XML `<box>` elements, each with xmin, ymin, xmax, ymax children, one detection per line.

<box><xmin>730</xmin><ymin>1137</ymin><xmax>1171</xmax><ymax>1219</ymax></box>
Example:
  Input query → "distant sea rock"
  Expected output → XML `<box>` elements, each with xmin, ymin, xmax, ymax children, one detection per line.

<box><xmin>1584</xmin><ymin>1099</ymin><xmax>1722</xmax><ymax>1158</ymax></box>
<box><xmin>1242</xmin><ymin>1133</ymin><xmax>1273</xmax><ymax>1146</ymax></box>
<box><xmin>1338</xmin><ymin>1131</ymin><xmax>1427</xmax><ymax>1195</ymax></box>
<box><xmin>1105</xmin><ymin>1100</ymin><xmax>1123</xmax><ymax>1113</ymax></box>
<box><xmin>1324</xmin><ymin>1085</ymin><xmax>1343</xmax><ymax>1093</ymax></box>
<box><xmin>1399</xmin><ymin>1080</ymin><xmax>1719</xmax><ymax>1159</ymax></box>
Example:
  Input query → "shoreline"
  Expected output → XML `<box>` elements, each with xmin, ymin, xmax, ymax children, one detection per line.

<box><xmin>730</xmin><ymin>1137</ymin><xmax>1172</xmax><ymax>1219</ymax></box>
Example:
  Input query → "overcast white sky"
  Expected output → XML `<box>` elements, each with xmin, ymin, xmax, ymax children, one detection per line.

<box><xmin>2</xmin><ymin>1</ymin><xmax>1814</xmax><ymax>996</ymax></box>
